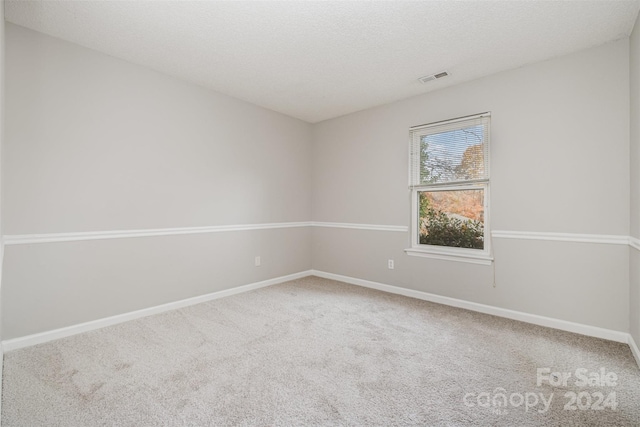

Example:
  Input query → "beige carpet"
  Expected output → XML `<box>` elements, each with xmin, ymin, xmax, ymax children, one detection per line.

<box><xmin>2</xmin><ymin>276</ymin><xmax>639</xmax><ymax>426</ymax></box>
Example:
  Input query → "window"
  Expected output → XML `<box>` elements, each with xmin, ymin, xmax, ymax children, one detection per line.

<box><xmin>405</xmin><ymin>113</ymin><xmax>492</xmax><ymax>264</ymax></box>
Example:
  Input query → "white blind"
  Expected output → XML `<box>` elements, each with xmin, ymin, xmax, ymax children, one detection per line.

<box><xmin>410</xmin><ymin>113</ymin><xmax>490</xmax><ymax>188</ymax></box>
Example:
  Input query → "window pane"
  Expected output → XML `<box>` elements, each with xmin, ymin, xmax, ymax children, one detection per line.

<box><xmin>420</xmin><ymin>124</ymin><xmax>487</xmax><ymax>185</ymax></box>
<box><xmin>418</xmin><ymin>189</ymin><xmax>484</xmax><ymax>249</ymax></box>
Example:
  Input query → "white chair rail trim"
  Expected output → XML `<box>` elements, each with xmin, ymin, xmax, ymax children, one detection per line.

<box><xmin>3</xmin><ymin>222</ymin><xmax>314</xmax><ymax>245</ymax></box>
<box><xmin>492</xmin><ymin>230</ymin><xmax>631</xmax><ymax>246</ymax></box>
<box><xmin>2</xmin><ymin>222</ymin><xmax>637</xmax><ymax>247</ymax></box>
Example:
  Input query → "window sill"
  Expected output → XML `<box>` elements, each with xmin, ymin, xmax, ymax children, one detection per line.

<box><xmin>404</xmin><ymin>247</ymin><xmax>493</xmax><ymax>265</ymax></box>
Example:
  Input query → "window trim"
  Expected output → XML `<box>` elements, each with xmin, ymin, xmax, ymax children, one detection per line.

<box><xmin>405</xmin><ymin>113</ymin><xmax>492</xmax><ymax>265</ymax></box>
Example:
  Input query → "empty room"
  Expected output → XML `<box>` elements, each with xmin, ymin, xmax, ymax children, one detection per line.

<box><xmin>0</xmin><ymin>0</ymin><xmax>639</xmax><ymax>425</ymax></box>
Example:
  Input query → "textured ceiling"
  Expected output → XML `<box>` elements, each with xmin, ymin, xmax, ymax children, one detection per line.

<box><xmin>5</xmin><ymin>1</ymin><xmax>640</xmax><ymax>123</ymax></box>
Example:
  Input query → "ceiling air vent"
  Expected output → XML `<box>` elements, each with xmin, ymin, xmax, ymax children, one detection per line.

<box><xmin>419</xmin><ymin>71</ymin><xmax>449</xmax><ymax>84</ymax></box>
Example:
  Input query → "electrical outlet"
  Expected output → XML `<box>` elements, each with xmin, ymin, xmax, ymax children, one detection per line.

<box><xmin>388</xmin><ymin>259</ymin><xmax>394</xmax><ymax>269</ymax></box>
<box><xmin>255</xmin><ymin>256</ymin><xmax>261</xmax><ymax>267</ymax></box>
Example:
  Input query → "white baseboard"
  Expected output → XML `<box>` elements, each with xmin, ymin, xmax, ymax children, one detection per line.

<box><xmin>4</xmin><ymin>268</ymin><xmax>638</xmax><ymax>371</ymax></box>
<box><xmin>2</xmin><ymin>270</ymin><xmax>313</xmax><ymax>352</ymax></box>
<box><xmin>629</xmin><ymin>334</ymin><xmax>640</xmax><ymax>369</ymax></box>
<box><xmin>311</xmin><ymin>270</ymin><xmax>631</xmax><ymax>344</ymax></box>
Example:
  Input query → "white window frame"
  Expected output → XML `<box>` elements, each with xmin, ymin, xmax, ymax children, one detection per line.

<box><xmin>404</xmin><ymin>113</ymin><xmax>493</xmax><ymax>265</ymax></box>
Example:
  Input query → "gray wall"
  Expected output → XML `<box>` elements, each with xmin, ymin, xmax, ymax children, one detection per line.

<box><xmin>2</xmin><ymin>24</ymin><xmax>312</xmax><ymax>339</ymax></box>
<box><xmin>0</xmin><ymin>0</ymin><xmax>4</xmax><ymax>344</ymax></box>
<box><xmin>631</xmin><ymin>13</ymin><xmax>640</xmax><ymax>346</ymax></box>
<box><xmin>2</xmin><ymin>22</ymin><xmax>636</xmax><ymax>342</ymax></box>
<box><xmin>312</xmin><ymin>39</ymin><xmax>631</xmax><ymax>332</ymax></box>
